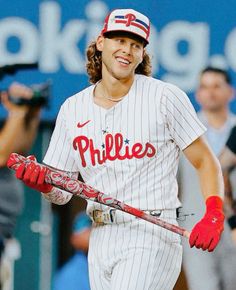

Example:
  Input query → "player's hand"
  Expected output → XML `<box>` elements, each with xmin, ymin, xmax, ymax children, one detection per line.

<box><xmin>7</xmin><ymin>155</ymin><xmax>53</xmax><ymax>193</ymax></box>
<box><xmin>189</xmin><ymin>196</ymin><xmax>225</xmax><ymax>252</ymax></box>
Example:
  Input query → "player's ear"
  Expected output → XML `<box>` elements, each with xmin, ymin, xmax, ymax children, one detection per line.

<box><xmin>96</xmin><ymin>35</ymin><xmax>104</xmax><ymax>52</ymax></box>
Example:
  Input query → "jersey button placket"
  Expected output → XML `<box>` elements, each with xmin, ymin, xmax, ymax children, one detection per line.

<box><xmin>100</xmin><ymin>112</ymin><xmax>109</xmax><ymax>166</ymax></box>
<box><xmin>103</xmin><ymin>110</ymin><xmax>115</xmax><ymax>165</ymax></box>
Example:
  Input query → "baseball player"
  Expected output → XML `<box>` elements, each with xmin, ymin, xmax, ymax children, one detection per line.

<box><xmin>8</xmin><ymin>9</ymin><xmax>225</xmax><ymax>290</ymax></box>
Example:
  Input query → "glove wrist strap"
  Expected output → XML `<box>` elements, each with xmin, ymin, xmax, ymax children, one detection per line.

<box><xmin>206</xmin><ymin>196</ymin><xmax>223</xmax><ymax>212</ymax></box>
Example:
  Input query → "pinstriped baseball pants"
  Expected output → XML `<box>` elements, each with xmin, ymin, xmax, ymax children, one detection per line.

<box><xmin>88</xmin><ymin>215</ymin><xmax>182</xmax><ymax>290</ymax></box>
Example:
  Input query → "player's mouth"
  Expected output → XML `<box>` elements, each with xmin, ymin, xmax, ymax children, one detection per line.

<box><xmin>115</xmin><ymin>56</ymin><xmax>131</xmax><ymax>66</ymax></box>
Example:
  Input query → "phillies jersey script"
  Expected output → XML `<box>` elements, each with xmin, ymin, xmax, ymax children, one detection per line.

<box><xmin>43</xmin><ymin>74</ymin><xmax>206</xmax><ymax>212</ymax></box>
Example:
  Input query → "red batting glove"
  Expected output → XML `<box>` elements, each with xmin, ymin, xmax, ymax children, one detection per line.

<box><xmin>189</xmin><ymin>196</ymin><xmax>224</xmax><ymax>252</ymax></box>
<box><xmin>7</xmin><ymin>155</ymin><xmax>53</xmax><ymax>193</ymax></box>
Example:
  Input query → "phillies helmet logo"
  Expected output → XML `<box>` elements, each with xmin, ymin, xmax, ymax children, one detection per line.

<box><xmin>124</xmin><ymin>13</ymin><xmax>136</xmax><ymax>26</ymax></box>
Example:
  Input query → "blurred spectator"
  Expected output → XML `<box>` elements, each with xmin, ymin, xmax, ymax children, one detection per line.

<box><xmin>53</xmin><ymin>212</ymin><xmax>92</xmax><ymax>290</ymax></box>
<box><xmin>220</xmin><ymin>126</ymin><xmax>236</xmax><ymax>245</ymax></box>
<box><xmin>220</xmin><ymin>126</ymin><xmax>236</xmax><ymax>163</ymax></box>
<box><xmin>178</xmin><ymin>67</ymin><xmax>236</xmax><ymax>290</ymax></box>
<box><xmin>0</xmin><ymin>83</ymin><xmax>42</xmax><ymax>289</ymax></box>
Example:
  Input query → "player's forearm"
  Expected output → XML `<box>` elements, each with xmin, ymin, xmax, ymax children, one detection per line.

<box><xmin>41</xmin><ymin>170</ymin><xmax>78</xmax><ymax>205</ymax></box>
<box><xmin>184</xmin><ymin>137</ymin><xmax>224</xmax><ymax>200</ymax></box>
<box><xmin>42</xmin><ymin>186</ymin><xmax>73</xmax><ymax>205</ymax></box>
<box><xmin>197</xmin><ymin>154</ymin><xmax>224</xmax><ymax>200</ymax></box>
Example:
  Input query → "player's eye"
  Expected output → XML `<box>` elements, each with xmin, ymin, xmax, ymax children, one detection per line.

<box><xmin>133</xmin><ymin>43</ymin><xmax>142</xmax><ymax>50</ymax></box>
<box><xmin>115</xmin><ymin>38</ymin><xmax>125</xmax><ymax>44</ymax></box>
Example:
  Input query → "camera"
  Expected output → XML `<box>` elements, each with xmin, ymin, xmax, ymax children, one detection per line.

<box><xmin>0</xmin><ymin>62</ymin><xmax>51</xmax><ymax>107</ymax></box>
<box><xmin>8</xmin><ymin>80</ymin><xmax>51</xmax><ymax>107</ymax></box>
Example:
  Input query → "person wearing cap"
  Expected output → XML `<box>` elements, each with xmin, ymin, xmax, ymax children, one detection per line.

<box><xmin>9</xmin><ymin>8</ymin><xmax>225</xmax><ymax>290</ymax></box>
<box><xmin>53</xmin><ymin>212</ymin><xmax>91</xmax><ymax>290</ymax></box>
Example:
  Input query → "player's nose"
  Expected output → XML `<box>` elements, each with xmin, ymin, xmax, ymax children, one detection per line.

<box><xmin>121</xmin><ymin>43</ymin><xmax>132</xmax><ymax>55</ymax></box>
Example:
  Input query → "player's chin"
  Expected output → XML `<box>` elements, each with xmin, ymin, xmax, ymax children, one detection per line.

<box><xmin>112</xmin><ymin>69</ymin><xmax>135</xmax><ymax>80</ymax></box>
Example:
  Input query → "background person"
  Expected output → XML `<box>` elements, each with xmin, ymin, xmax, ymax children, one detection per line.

<box><xmin>178</xmin><ymin>67</ymin><xmax>236</xmax><ymax>290</ymax></box>
<box><xmin>0</xmin><ymin>82</ymin><xmax>42</xmax><ymax>289</ymax></box>
<box><xmin>220</xmin><ymin>126</ymin><xmax>236</xmax><ymax>245</ymax></box>
<box><xmin>53</xmin><ymin>211</ymin><xmax>91</xmax><ymax>290</ymax></box>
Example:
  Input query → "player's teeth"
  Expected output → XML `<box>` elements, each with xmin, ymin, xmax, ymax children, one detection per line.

<box><xmin>117</xmin><ymin>58</ymin><xmax>129</xmax><ymax>64</ymax></box>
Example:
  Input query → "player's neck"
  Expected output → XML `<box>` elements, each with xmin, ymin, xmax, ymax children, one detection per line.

<box><xmin>100</xmin><ymin>71</ymin><xmax>134</xmax><ymax>101</ymax></box>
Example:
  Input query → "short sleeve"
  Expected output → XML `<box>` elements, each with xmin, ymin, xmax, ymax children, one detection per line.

<box><xmin>226</xmin><ymin>126</ymin><xmax>236</xmax><ymax>154</ymax></box>
<box><xmin>160</xmin><ymin>84</ymin><xmax>206</xmax><ymax>150</ymax></box>
<box><xmin>43</xmin><ymin>101</ymin><xmax>79</xmax><ymax>172</ymax></box>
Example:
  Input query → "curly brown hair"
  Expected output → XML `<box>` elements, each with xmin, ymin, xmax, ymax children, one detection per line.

<box><xmin>86</xmin><ymin>41</ymin><xmax>152</xmax><ymax>84</ymax></box>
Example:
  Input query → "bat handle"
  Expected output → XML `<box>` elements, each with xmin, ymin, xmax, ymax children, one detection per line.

<box><xmin>8</xmin><ymin>153</ymin><xmax>29</xmax><ymax>171</ymax></box>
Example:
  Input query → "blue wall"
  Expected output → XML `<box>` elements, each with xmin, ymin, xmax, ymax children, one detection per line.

<box><xmin>1</xmin><ymin>0</ymin><xmax>236</xmax><ymax>120</ymax></box>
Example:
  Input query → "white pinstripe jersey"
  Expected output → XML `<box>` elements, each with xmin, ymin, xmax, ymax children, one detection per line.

<box><xmin>43</xmin><ymin>74</ymin><xmax>206</xmax><ymax>211</ymax></box>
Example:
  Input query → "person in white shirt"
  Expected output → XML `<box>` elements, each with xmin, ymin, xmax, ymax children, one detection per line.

<box><xmin>179</xmin><ymin>67</ymin><xmax>236</xmax><ymax>290</ymax></box>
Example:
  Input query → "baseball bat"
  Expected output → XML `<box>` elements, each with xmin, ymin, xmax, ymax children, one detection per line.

<box><xmin>8</xmin><ymin>153</ymin><xmax>190</xmax><ymax>239</ymax></box>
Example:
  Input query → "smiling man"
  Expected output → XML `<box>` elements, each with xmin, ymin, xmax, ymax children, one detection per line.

<box><xmin>8</xmin><ymin>9</ymin><xmax>225</xmax><ymax>290</ymax></box>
